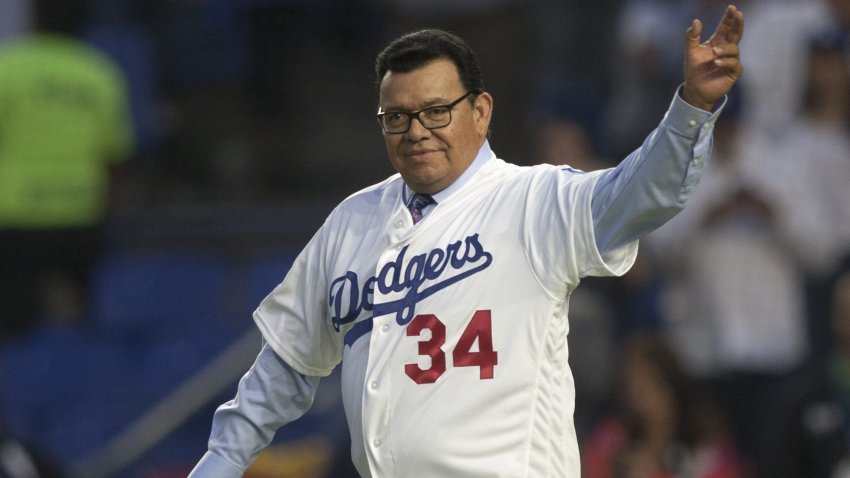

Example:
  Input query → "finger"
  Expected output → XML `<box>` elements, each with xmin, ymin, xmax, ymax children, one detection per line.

<box><xmin>713</xmin><ymin>57</ymin><xmax>744</xmax><ymax>80</ymax></box>
<box><xmin>686</xmin><ymin>18</ymin><xmax>703</xmax><ymax>51</ymax></box>
<box><xmin>725</xmin><ymin>6</ymin><xmax>745</xmax><ymax>44</ymax></box>
<box><xmin>712</xmin><ymin>5</ymin><xmax>744</xmax><ymax>45</ymax></box>
<box><xmin>712</xmin><ymin>56</ymin><xmax>739</xmax><ymax>70</ymax></box>
<box><xmin>711</xmin><ymin>43</ymin><xmax>740</xmax><ymax>59</ymax></box>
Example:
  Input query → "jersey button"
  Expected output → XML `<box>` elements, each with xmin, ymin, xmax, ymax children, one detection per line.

<box><xmin>373</xmin><ymin>438</ymin><xmax>382</xmax><ymax>447</ymax></box>
<box><xmin>370</xmin><ymin>380</ymin><xmax>379</xmax><ymax>389</ymax></box>
<box><xmin>395</xmin><ymin>220</ymin><xmax>404</xmax><ymax>228</ymax></box>
<box><xmin>381</xmin><ymin>324</ymin><xmax>390</xmax><ymax>332</ymax></box>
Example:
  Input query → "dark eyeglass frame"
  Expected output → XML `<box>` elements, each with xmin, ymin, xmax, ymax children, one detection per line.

<box><xmin>376</xmin><ymin>90</ymin><xmax>481</xmax><ymax>134</ymax></box>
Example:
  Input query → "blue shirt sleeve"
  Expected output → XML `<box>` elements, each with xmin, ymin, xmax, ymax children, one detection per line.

<box><xmin>591</xmin><ymin>87</ymin><xmax>726</xmax><ymax>254</ymax></box>
<box><xmin>188</xmin><ymin>343</ymin><xmax>321</xmax><ymax>477</ymax></box>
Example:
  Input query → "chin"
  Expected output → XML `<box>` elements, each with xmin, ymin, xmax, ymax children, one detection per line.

<box><xmin>404</xmin><ymin>177</ymin><xmax>441</xmax><ymax>194</ymax></box>
<box><xmin>401</xmin><ymin>167</ymin><xmax>439</xmax><ymax>186</ymax></box>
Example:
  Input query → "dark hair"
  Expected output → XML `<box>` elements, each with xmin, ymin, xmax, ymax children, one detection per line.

<box><xmin>374</xmin><ymin>29</ymin><xmax>485</xmax><ymax>95</ymax></box>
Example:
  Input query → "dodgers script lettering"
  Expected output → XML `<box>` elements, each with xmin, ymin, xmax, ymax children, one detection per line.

<box><xmin>329</xmin><ymin>234</ymin><xmax>493</xmax><ymax>342</ymax></box>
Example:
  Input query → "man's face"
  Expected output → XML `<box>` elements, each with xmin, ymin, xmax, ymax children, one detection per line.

<box><xmin>378</xmin><ymin>58</ymin><xmax>492</xmax><ymax>194</ymax></box>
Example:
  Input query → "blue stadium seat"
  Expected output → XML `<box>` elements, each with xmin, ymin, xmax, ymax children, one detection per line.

<box><xmin>90</xmin><ymin>251</ymin><xmax>232</xmax><ymax>340</ymax></box>
<box><xmin>89</xmin><ymin>250</ymin><xmax>249</xmax><ymax>404</ymax></box>
<box><xmin>0</xmin><ymin>325</ymin><xmax>138</xmax><ymax>465</ymax></box>
<box><xmin>1</xmin><ymin>249</ymin><xmax>305</xmax><ymax>472</ymax></box>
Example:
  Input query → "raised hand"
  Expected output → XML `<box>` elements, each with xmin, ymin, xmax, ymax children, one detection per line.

<box><xmin>682</xmin><ymin>5</ymin><xmax>744</xmax><ymax>111</ymax></box>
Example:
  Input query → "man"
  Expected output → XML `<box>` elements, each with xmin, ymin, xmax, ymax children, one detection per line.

<box><xmin>191</xmin><ymin>5</ymin><xmax>744</xmax><ymax>477</ymax></box>
<box><xmin>0</xmin><ymin>0</ymin><xmax>134</xmax><ymax>337</ymax></box>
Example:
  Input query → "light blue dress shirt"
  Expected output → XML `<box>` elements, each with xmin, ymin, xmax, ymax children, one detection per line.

<box><xmin>189</xmin><ymin>89</ymin><xmax>724</xmax><ymax>477</ymax></box>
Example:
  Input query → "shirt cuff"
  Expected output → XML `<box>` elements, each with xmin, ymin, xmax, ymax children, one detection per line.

<box><xmin>188</xmin><ymin>451</ymin><xmax>246</xmax><ymax>478</ymax></box>
<box><xmin>668</xmin><ymin>84</ymin><xmax>726</xmax><ymax>140</ymax></box>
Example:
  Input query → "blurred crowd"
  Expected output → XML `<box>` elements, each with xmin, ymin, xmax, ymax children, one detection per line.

<box><xmin>1</xmin><ymin>0</ymin><xmax>849</xmax><ymax>477</ymax></box>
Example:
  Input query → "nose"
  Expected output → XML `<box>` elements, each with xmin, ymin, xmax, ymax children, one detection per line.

<box><xmin>405</xmin><ymin>115</ymin><xmax>432</xmax><ymax>141</ymax></box>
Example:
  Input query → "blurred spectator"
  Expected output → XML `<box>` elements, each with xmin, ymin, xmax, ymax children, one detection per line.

<box><xmin>0</xmin><ymin>0</ymin><xmax>134</xmax><ymax>338</ymax></box>
<box><xmin>739</xmin><ymin>27</ymin><xmax>850</xmax><ymax>354</ymax></box>
<box><xmin>738</xmin><ymin>0</ymin><xmax>849</xmax><ymax>139</ymax></box>
<box><xmin>582</xmin><ymin>332</ymin><xmax>747</xmax><ymax>478</ymax></box>
<box><xmin>735</xmin><ymin>0</ymin><xmax>850</xmax><ymax>244</ymax></box>
<box><xmin>763</xmin><ymin>269</ymin><xmax>850</xmax><ymax>478</ymax></box>
<box><xmin>740</xmin><ymin>28</ymin><xmax>850</xmax><ymax>280</ymax></box>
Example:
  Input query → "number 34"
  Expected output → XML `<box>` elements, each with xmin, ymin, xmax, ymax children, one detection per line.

<box><xmin>404</xmin><ymin>309</ymin><xmax>498</xmax><ymax>384</ymax></box>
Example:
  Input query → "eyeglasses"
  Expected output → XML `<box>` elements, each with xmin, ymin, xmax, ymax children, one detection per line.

<box><xmin>377</xmin><ymin>90</ymin><xmax>480</xmax><ymax>134</ymax></box>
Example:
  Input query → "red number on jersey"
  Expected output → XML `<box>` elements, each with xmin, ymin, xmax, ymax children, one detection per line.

<box><xmin>404</xmin><ymin>310</ymin><xmax>498</xmax><ymax>384</ymax></box>
<box><xmin>404</xmin><ymin>314</ymin><xmax>446</xmax><ymax>384</ymax></box>
<box><xmin>452</xmin><ymin>310</ymin><xmax>498</xmax><ymax>379</ymax></box>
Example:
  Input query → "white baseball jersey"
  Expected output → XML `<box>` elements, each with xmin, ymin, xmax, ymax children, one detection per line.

<box><xmin>254</xmin><ymin>146</ymin><xmax>638</xmax><ymax>477</ymax></box>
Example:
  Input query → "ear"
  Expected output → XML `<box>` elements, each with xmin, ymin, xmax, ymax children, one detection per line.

<box><xmin>473</xmin><ymin>92</ymin><xmax>494</xmax><ymax>137</ymax></box>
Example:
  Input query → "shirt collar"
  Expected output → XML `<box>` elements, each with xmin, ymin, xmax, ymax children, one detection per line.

<box><xmin>403</xmin><ymin>140</ymin><xmax>494</xmax><ymax>204</ymax></box>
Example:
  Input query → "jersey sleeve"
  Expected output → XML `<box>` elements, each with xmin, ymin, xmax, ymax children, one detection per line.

<box><xmin>519</xmin><ymin>167</ymin><xmax>639</xmax><ymax>297</ymax></box>
<box><xmin>253</xmin><ymin>220</ymin><xmax>341</xmax><ymax>377</ymax></box>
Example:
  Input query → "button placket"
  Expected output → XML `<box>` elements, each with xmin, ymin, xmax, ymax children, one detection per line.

<box><xmin>362</xmin><ymin>242</ymin><xmax>406</xmax><ymax>475</ymax></box>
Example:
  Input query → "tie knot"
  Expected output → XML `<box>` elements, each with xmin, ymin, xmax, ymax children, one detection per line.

<box><xmin>407</xmin><ymin>193</ymin><xmax>434</xmax><ymax>224</ymax></box>
<box><xmin>409</xmin><ymin>193</ymin><xmax>434</xmax><ymax>210</ymax></box>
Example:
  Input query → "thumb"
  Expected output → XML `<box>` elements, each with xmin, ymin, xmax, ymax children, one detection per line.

<box><xmin>686</xmin><ymin>19</ymin><xmax>703</xmax><ymax>50</ymax></box>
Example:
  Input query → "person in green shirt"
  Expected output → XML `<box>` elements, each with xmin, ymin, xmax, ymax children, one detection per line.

<box><xmin>0</xmin><ymin>0</ymin><xmax>134</xmax><ymax>338</ymax></box>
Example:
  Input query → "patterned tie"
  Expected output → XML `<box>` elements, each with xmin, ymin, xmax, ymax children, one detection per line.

<box><xmin>407</xmin><ymin>193</ymin><xmax>435</xmax><ymax>224</ymax></box>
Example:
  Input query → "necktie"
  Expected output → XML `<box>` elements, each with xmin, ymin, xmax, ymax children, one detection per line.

<box><xmin>407</xmin><ymin>193</ymin><xmax>435</xmax><ymax>224</ymax></box>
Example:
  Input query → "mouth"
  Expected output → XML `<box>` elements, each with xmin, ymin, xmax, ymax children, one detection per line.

<box><xmin>404</xmin><ymin>149</ymin><xmax>440</xmax><ymax>161</ymax></box>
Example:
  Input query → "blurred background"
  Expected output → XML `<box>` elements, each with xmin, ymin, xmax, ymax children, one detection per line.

<box><xmin>0</xmin><ymin>0</ymin><xmax>849</xmax><ymax>477</ymax></box>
